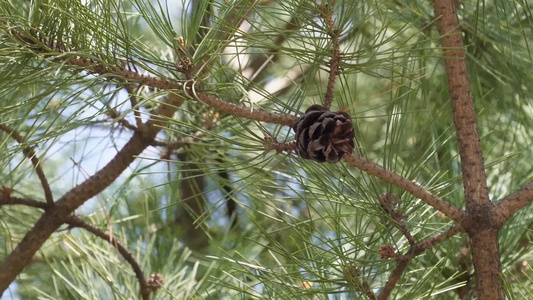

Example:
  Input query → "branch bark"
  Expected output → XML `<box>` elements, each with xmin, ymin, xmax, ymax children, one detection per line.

<box><xmin>493</xmin><ymin>181</ymin><xmax>533</xmax><ymax>228</ymax></box>
<box><xmin>433</xmin><ymin>0</ymin><xmax>489</xmax><ymax>211</ymax></box>
<box><xmin>433</xmin><ymin>0</ymin><xmax>503</xmax><ymax>298</ymax></box>
<box><xmin>319</xmin><ymin>0</ymin><xmax>341</xmax><ymax>109</ymax></box>
<box><xmin>343</xmin><ymin>153</ymin><xmax>466</xmax><ymax>225</ymax></box>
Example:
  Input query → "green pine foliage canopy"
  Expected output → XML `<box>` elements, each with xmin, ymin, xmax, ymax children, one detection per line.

<box><xmin>1</xmin><ymin>0</ymin><xmax>533</xmax><ymax>299</ymax></box>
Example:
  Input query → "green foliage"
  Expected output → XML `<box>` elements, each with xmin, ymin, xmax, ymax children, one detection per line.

<box><xmin>1</xmin><ymin>0</ymin><xmax>533</xmax><ymax>299</ymax></box>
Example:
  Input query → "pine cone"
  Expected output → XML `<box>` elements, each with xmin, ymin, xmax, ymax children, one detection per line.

<box><xmin>292</xmin><ymin>105</ymin><xmax>355</xmax><ymax>163</ymax></box>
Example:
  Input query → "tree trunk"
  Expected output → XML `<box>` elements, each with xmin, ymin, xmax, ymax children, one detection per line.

<box><xmin>469</xmin><ymin>228</ymin><xmax>505</xmax><ymax>299</ymax></box>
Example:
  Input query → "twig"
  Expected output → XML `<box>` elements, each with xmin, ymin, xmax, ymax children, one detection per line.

<box><xmin>378</xmin><ymin>224</ymin><xmax>464</xmax><ymax>299</ymax></box>
<box><xmin>193</xmin><ymin>90</ymin><xmax>296</xmax><ymax>126</ymax></box>
<box><xmin>65</xmin><ymin>57</ymin><xmax>297</xmax><ymax>126</ymax></box>
<box><xmin>412</xmin><ymin>224</ymin><xmax>464</xmax><ymax>256</ymax></box>
<box><xmin>106</xmin><ymin>108</ymin><xmax>138</xmax><ymax>131</ymax></box>
<box><xmin>493</xmin><ymin>181</ymin><xmax>533</xmax><ymax>228</ymax></box>
<box><xmin>343</xmin><ymin>153</ymin><xmax>466</xmax><ymax>225</ymax></box>
<box><xmin>125</xmin><ymin>85</ymin><xmax>144</xmax><ymax>130</ymax></box>
<box><xmin>342</xmin><ymin>265</ymin><xmax>377</xmax><ymax>300</ymax></box>
<box><xmin>65</xmin><ymin>215</ymin><xmax>150</xmax><ymax>300</ymax></box>
<box><xmin>319</xmin><ymin>1</ymin><xmax>341</xmax><ymax>109</ymax></box>
<box><xmin>378</xmin><ymin>259</ymin><xmax>409</xmax><ymax>300</ymax></box>
<box><xmin>396</xmin><ymin>222</ymin><xmax>416</xmax><ymax>248</ymax></box>
<box><xmin>7</xmin><ymin>28</ymin><xmax>297</xmax><ymax>127</ymax></box>
<box><xmin>263</xmin><ymin>137</ymin><xmax>297</xmax><ymax>155</ymax></box>
<box><xmin>0</xmin><ymin>196</ymin><xmax>50</xmax><ymax>210</ymax></box>
<box><xmin>379</xmin><ymin>194</ymin><xmax>415</xmax><ymax>247</ymax></box>
<box><xmin>0</xmin><ymin>124</ymin><xmax>54</xmax><ymax>205</ymax></box>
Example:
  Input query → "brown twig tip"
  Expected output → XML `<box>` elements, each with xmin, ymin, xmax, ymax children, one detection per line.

<box><xmin>379</xmin><ymin>193</ymin><xmax>405</xmax><ymax>220</ymax></box>
<box><xmin>379</xmin><ymin>193</ymin><xmax>415</xmax><ymax>247</ymax></box>
<box><xmin>342</xmin><ymin>265</ymin><xmax>377</xmax><ymax>299</ymax></box>
<box><xmin>147</xmin><ymin>273</ymin><xmax>164</xmax><ymax>291</ymax></box>
<box><xmin>379</xmin><ymin>244</ymin><xmax>397</xmax><ymax>259</ymax></box>
<box><xmin>263</xmin><ymin>136</ymin><xmax>297</xmax><ymax>155</ymax></box>
<box><xmin>1</xmin><ymin>185</ymin><xmax>13</xmax><ymax>201</ymax></box>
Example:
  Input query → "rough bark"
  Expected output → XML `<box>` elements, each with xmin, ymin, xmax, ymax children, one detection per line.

<box><xmin>433</xmin><ymin>0</ymin><xmax>503</xmax><ymax>298</ymax></box>
<box><xmin>468</xmin><ymin>228</ymin><xmax>505</xmax><ymax>299</ymax></box>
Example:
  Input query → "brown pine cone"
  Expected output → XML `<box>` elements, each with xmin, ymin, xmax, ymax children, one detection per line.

<box><xmin>292</xmin><ymin>105</ymin><xmax>355</xmax><ymax>163</ymax></box>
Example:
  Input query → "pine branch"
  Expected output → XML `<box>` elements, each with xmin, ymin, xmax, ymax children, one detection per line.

<box><xmin>0</xmin><ymin>124</ymin><xmax>54</xmax><ymax>205</ymax></box>
<box><xmin>0</xmin><ymin>24</ymin><xmax>297</xmax><ymax>292</ymax></box>
<box><xmin>65</xmin><ymin>216</ymin><xmax>151</xmax><ymax>300</ymax></box>
<box><xmin>0</xmin><ymin>91</ymin><xmax>184</xmax><ymax>294</ymax></box>
<box><xmin>343</xmin><ymin>153</ymin><xmax>466</xmax><ymax>225</ymax></box>
<box><xmin>4</xmin><ymin>27</ymin><xmax>297</xmax><ymax>126</ymax></box>
<box><xmin>377</xmin><ymin>224</ymin><xmax>464</xmax><ymax>299</ymax></box>
<box><xmin>433</xmin><ymin>0</ymin><xmax>489</xmax><ymax>211</ymax></box>
<box><xmin>376</xmin><ymin>194</ymin><xmax>463</xmax><ymax>299</ymax></box>
<box><xmin>319</xmin><ymin>1</ymin><xmax>341</xmax><ymax>109</ymax></box>
<box><xmin>412</xmin><ymin>224</ymin><xmax>464</xmax><ymax>256</ymax></box>
<box><xmin>0</xmin><ymin>196</ymin><xmax>50</xmax><ymax>210</ymax></box>
<box><xmin>64</xmin><ymin>57</ymin><xmax>296</xmax><ymax>126</ymax></box>
<box><xmin>493</xmin><ymin>182</ymin><xmax>533</xmax><ymax>228</ymax></box>
<box><xmin>377</xmin><ymin>259</ymin><xmax>409</xmax><ymax>300</ymax></box>
<box><xmin>433</xmin><ymin>0</ymin><xmax>503</xmax><ymax>297</ymax></box>
<box><xmin>0</xmin><ymin>195</ymin><xmax>151</xmax><ymax>298</ymax></box>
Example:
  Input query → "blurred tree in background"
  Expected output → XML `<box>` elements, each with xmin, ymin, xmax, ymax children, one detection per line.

<box><xmin>1</xmin><ymin>0</ymin><xmax>533</xmax><ymax>299</ymax></box>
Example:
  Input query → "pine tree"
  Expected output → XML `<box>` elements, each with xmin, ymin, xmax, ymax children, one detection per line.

<box><xmin>1</xmin><ymin>0</ymin><xmax>533</xmax><ymax>299</ymax></box>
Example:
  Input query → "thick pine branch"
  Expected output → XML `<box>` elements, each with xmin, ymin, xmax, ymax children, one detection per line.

<box><xmin>433</xmin><ymin>0</ymin><xmax>503</xmax><ymax>298</ymax></box>
<box><xmin>433</xmin><ymin>0</ymin><xmax>489</xmax><ymax>211</ymax></box>
<box><xmin>0</xmin><ymin>197</ymin><xmax>150</xmax><ymax>299</ymax></box>
<box><xmin>0</xmin><ymin>92</ymin><xmax>183</xmax><ymax>294</ymax></box>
